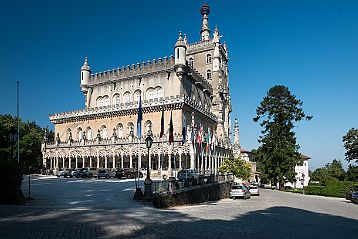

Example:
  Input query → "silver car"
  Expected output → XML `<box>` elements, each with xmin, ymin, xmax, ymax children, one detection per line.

<box><xmin>248</xmin><ymin>185</ymin><xmax>260</xmax><ymax>196</ymax></box>
<box><xmin>230</xmin><ymin>185</ymin><xmax>251</xmax><ymax>199</ymax></box>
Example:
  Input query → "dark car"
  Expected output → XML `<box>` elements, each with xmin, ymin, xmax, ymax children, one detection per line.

<box><xmin>350</xmin><ymin>191</ymin><xmax>358</xmax><ymax>204</ymax></box>
<box><xmin>97</xmin><ymin>169</ymin><xmax>115</xmax><ymax>178</ymax></box>
<box><xmin>346</xmin><ymin>185</ymin><xmax>358</xmax><ymax>201</ymax></box>
<box><xmin>115</xmin><ymin>168</ymin><xmax>143</xmax><ymax>179</ymax></box>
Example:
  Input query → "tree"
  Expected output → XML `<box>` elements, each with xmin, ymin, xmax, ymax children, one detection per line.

<box><xmin>219</xmin><ymin>157</ymin><xmax>252</xmax><ymax>180</ymax></box>
<box><xmin>253</xmin><ymin>85</ymin><xmax>312</xmax><ymax>190</ymax></box>
<box><xmin>310</xmin><ymin>159</ymin><xmax>346</xmax><ymax>184</ymax></box>
<box><xmin>346</xmin><ymin>165</ymin><xmax>358</xmax><ymax>182</ymax></box>
<box><xmin>343</xmin><ymin>128</ymin><xmax>358</xmax><ymax>164</ymax></box>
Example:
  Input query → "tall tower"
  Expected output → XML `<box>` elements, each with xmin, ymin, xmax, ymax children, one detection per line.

<box><xmin>200</xmin><ymin>3</ymin><xmax>210</xmax><ymax>41</ymax></box>
<box><xmin>232</xmin><ymin>117</ymin><xmax>241</xmax><ymax>157</ymax></box>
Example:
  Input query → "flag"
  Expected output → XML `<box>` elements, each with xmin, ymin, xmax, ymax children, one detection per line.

<box><xmin>169</xmin><ymin>111</ymin><xmax>174</xmax><ymax>144</ymax></box>
<box><xmin>137</xmin><ymin>95</ymin><xmax>142</xmax><ymax>138</ymax></box>
<box><xmin>211</xmin><ymin>131</ymin><xmax>216</xmax><ymax>151</ymax></box>
<box><xmin>197</xmin><ymin>125</ymin><xmax>203</xmax><ymax>151</ymax></box>
<box><xmin>160</xmin><ymin>110</ymin><xmax>164</xmax><ymax>138</ymax></box>
<box><xmin>206</xmin><ymin>128</ymin><xmax>211</xmax><ymax>152</ymax></box>
<box><xmin>181</xmin><ymin>114</ymin><xmax>186</xmax><ymax>145</ymax></box>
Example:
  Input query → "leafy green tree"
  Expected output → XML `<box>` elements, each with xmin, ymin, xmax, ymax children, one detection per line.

<box><xmin>219</xmin><ymin>157</ymin><xmax>252</xmax><ymax>180</ymax></box>
<box><xmin>253</xmin><ymin>85</ymin><xmax>312</xmax><ymax>190</ymax></box>
<box><xmin>346</xmin><ymin>165</ymin><xmax>358</xmax><ymax>182</ymax></box>
<box><xmin>0</xmin><ymin>114</ymin><xmax>46</xmax><ymax>173</ymax></box>
<box><xmin>343</xmin><ymin>128</ymin><xmax>358</xmax><ymax>164</ymax></box>
<box><xmin>310</xmin><ymin>159</ymin><xmax>346</xmax><ymax>184</ymax></box>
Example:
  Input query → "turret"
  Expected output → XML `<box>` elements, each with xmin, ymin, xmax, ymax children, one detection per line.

<box><xmin>234</xmin><ymin>117</ymin><xmax>240</xmax><ymax>146</ymax></box>
<box><xmin>200</xmin><ymin>3</ymin><xmax>211</xmax><ymax>41</ymax></box>
<box><xmin>174</xmin><ymin>32</ymin><xmax>187</xmax><ymax>75</ymax></box>
<box><xmin>80</xmin><ymin>57</ymin><xmax>91</xmax><ymax>93</ymax></box>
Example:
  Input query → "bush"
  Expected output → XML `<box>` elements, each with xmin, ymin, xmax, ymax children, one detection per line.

<box><xmin>0</xmin><ymin>159</ymin><xmax>25</xmax><ymax>204</ymax></box>
<box><xmin>285</xmin><ymin>188</ymin><xmax>303</xmax><ymax>194</ymax></box>
<box><xmin>152</xmin><ymin>194</ymin><xmax>174</xmax><ymax>208</ymax></box>
<box><xmin>305</xmin><ymin>181</ymin><xmax>358</xmax><ymax>198</ymax></box>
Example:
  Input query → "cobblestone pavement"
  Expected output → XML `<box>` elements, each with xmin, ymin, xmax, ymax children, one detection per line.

<box><xmin>1</xmin><ymin>175</ymin><xmax>357</xmax><ymax>238</ymax></box>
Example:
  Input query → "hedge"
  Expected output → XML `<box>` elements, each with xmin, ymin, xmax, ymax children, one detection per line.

<box><xmin>304</xmin><ymin>181</ymin><xmax>358</xmax><ymax>198</ymax></box>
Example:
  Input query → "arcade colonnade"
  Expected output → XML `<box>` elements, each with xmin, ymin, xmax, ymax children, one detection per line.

<box><xmin>43</xmin><ymin>143</ymin><xmax>229</xmax><ymax>177</ymax></box>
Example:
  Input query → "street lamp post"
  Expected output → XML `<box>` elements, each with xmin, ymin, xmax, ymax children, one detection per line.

<box><xmin>301</xmin><ymin>173</ymin><xmax>305</xmax><ymax>195</ymax></box>
<box><xmin>144</xmin><ymin>129</ymin><xmax>153</xmax><ymax>199</ymax></box>
<box><xmin>9</xmin><ymin>127</ymin><xmax>18</xmax><ymax>160</ymax></box>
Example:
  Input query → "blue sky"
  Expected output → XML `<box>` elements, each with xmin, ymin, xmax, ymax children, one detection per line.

<box><xmin>1</xmin><ymin>0</ymin><xmax>357</xmax><ymax>170</ymax></box>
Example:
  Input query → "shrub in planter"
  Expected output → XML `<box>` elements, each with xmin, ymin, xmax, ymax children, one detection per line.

<box><xmin>0</xmin><ymin>159</ymin><xmax>25</xmax><ymax>204</ymax></box>
<box><xmin>152</xmin><ymin>194</ymin><xmax>174</xmax><ymax>208</ymax></box>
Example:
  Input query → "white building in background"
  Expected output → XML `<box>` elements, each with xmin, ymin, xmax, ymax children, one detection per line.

<box><xmin>285</xmin><ymin>154</ymin><xmax>310</xmax><ymax>188</ymax></box>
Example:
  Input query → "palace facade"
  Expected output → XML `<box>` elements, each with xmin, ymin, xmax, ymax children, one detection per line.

<box><xmin>42</xmin><ymin>3</ymin><xmax>237</xmax><ymax>177</ymax></box>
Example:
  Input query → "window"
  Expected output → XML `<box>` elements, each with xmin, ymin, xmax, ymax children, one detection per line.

<box><xmin>127</xmin><ymin>122</ymin><xmax>134</xmax><ymax>136</ymax></box>
<box><xmin>206</xmin><ymin>54</ymin><xmax>212</xmax><ymax>64</ymax></box>
<box><xmin>146</xmin><ymin>88</ymin><xmax>154</xmax><ymax>100</ymax></box>
<box><xmin>66</xmin><ymin>128</ymin><xmax>72</xmax><ymax>141</ymax></box>
<box><xmin>188</xmin><ymin>57</ymin><xmax>194</xmax><ymax>68</ymax></box>
<box><xmin>134</xmin><ymin>90</ymin><xmax>141</xmax><ymax>102</ymax></box>
<box><xmin>177</xmin><ymin>48</ymin><xmax>179</xmax><ymax>59</ymax></box>
<box><xmin>100</xmin><ymin>125</ymin><xmax>107</xmax><ymax>139</ymax></box>
<box><xmin>113</xmin><ymin>94</ymin><xmax>120</xmax><ymax>105</ymax></box>
<box><xmin>124</xmin><ymin>92</ymin><xmax>131</xmax><ymax>103</ymax></box>
<box><xmin>116</xmin><ymin>123</ymin><xmax>123</xmax><ymax>138</ymax></box>
<box><xmin>206</xmin><ymin>69</ymin><xmax>212</xmax><ymax>80</ymax></box>
<box><xmin>145</xmin><ymin>120</ymin><xmax>152</xmax><ymax>134</ymax></box>
<box><xmin>96</xmin><ymin>97</ymin><xmax>102</xmax><ymax>107</ymax></box>
<box><xmin>78</xmin><ymin>127</ymin><xmax>83</xmax><ymax>141</ymax></box>
<box><xmin>86</xmin><ymin>127</ymin><xmax>92</xmax><ymax>140</ymax></box>
<box><xmin>103</xmin><ymin>95</ymin><xmax>110</xmax><ymax>106</ymax></box>
<box><xmin>154</xmin><ymin>87</ymin><xmax>163</xmax><ymax>99</ymax></box>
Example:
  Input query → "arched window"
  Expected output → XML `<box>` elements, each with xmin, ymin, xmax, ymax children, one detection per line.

<box><xmin>188</xmin><ymin>57</ymin><xmax>194</xmax><ymax>68</ymax></box>
<box><xmin>206</xmin><ymin>69</ymin><xmax>212</xmax><ymax>80</ymax></box>
<box><xmin>154</xmin><ymin>86</ymin><xmax>163</xmax><ymax>99</ymax></box>
<box><xmin>206</xmin><ymin>54</ymin><xmax>212</xmax><ymax>64</ymax></box>
<box><xmin>134</xmin><ymin>90</ymin><xmax>141</xmax><ymax>102</ymax></box>
<box><xmin>127</xmin><ymin>122</ymin><xmax>134</xmax><ymax>136</ymax></box>
<box><xmin>145</xmin><ymin>120</ymin><xmax>152</xmax><ymax>134</ymax></box>
<box><xmin>96</xmin><ymin>97</ymin><xmax>102</xmax><ymax>107</ymax></box>
<box><xmin>66</xmin><ymin>128</ymin><xmax>72</xmax><ymax>141</ymax></box>
<box><xmin>116</xmin><ymin>123</ymin><xmax>123</xmax><ymax>138</ymax></box>
<box><xmin>146</xmin><ymin>88</ymin><xmax>154</xmax><ymax>100</ymax></box>
<box><xmin>113</xmin><ymin>94</ymin><xmax>120</xmax><ymax>105</ymax></box>
<box><xmin>103</xmin><ymin>95</ymin><xmax>110</xmax><ymax>106</ymax></box>
<box><xmin>86</xmin><ymin>126</ymin><xmax>92</xmax><ymax>140</ymax></box>
<box><xmin>123</xmin><ymin>91</ymin><xmax>131</xmax><ymax>103</ymax></box>
<box><xmin>100</xmin><ymin>125</ymin><xmax>107</xmax><ymax>139</ymax></box>
<box><xmin>77</xmin><ymin>127</ymin><xmax>83</xmax><ymax>141</ymax></box>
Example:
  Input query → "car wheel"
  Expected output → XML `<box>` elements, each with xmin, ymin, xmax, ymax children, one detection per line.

<box><xmin>127</xmin><ymin>174</ymin><xmax>132</xmax><ymax>179</ymax></box>
<box><xmin>57</xmin><ymin>176</ymin><xmax>60</xmax><ymax>178</ymax></box>
<box><xmin>106</xmin><ymin>174</ymin><xmax>109</xmax><ymax>179</ymax></box>
<box><xmin>89</xmin><ymin>174</ymin><xmax>93</xmax><ymax>178</ymax></box>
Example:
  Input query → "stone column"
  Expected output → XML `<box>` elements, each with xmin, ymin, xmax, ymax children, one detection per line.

<box><xmin>90</xmin><ymin>156</ymin><xmax>92</xmax><ymax>168</ymax></box>
<box><xmin>112</xmin><ymin>154</ymin><xmax>115</xmax><ymax>169</ymax></box>
<box><xmin>157</xmin><ymin>152</ymin><xmax>161</xmax><ymax>170</ymax></box>
<box><xmin>69</xmin><ymin>157</ymin><xmax>72</xmax><ymax>169</ymax></box>
<box><xmin>82</xmin><ymin>156</ymin><xmax>85</xmax><ymax>168</ymax></box>
<box><xmin>50</xmin><ymin>157</ymin><xmax>53</xmax><ymax>169</ymax></box>
<box><xmin>56</xmin><ymin>156</ymin><xmax>59</xmax><ymax>169</ymax></box>
<box><xmin>129</xmin><ymin>154</ymin><xmax>133</xmax><ymax>168</ymax></box>
<box><xmin>62</xmin><ymin>158</ymin><xmax>65</xmax><ymax>169</ymax></box>
<box><xmin>75</xmin><ymin>156</ymin><xmax>78</xmax><ymax>169</ymax></box>
<box><xmin>190</xmin><ymin>151</ymin><xmax>194</xmax><ymax>169</ymax></box>
<box><xmin>105</xmin><ymin>155</ymin><xmax>108</xmax><ymax>169</ymax></box>
<box><xmin>138</xmin><ymin>154</ymin><xmax>142</xmax><ymax>170</ymax></box>
<box><xmin>97</xmin><ymin>154</ymin><xmax>100</xmax><ymax>169</ymax></box>
<box><xmin>179</xmin><ymin>152</ymin><xmax>182</xmax><ymax>169</ymax></box>
<box><xmin>121</xmin><ymin>153</ymin><xmax>124</xmax><ymax>169</ymax></box>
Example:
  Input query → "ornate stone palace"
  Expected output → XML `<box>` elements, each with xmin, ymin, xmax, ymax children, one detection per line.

<box><xmin>42</xmin><ymin>3</ymin><xmax>237</xmax><ymax>177</ymax></box>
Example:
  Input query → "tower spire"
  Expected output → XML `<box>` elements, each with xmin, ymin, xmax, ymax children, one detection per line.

<box><xmin>234</xmin><ymin>117</ymin><xmax>240</xmax><ymax>147</ymax></box>
<box><xmin>200</xmin><ymin>2</ymin><xmax>211</xmax><ymax>41</ymax></box>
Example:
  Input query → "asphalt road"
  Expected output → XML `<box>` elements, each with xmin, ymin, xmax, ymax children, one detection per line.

<box><xmin>0</xmin><ymin>175</ymin><xmax>357</xmax><ymax>238</ymax></box>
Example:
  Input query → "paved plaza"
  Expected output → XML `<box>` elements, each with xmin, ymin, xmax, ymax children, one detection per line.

<box><xmin>0</xmin><ymin>175</ymin><xmax>357</xmax><ymax>238</ymax></box>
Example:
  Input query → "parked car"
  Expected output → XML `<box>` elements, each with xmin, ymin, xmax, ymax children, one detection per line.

<box><xmin>70</xmin><ymin>169</ymin><xmax>79</xmax><ymax>178</ymax></box>
<box><xmin>351</xmin><ymin>191</ymin><xmax>358</xmax><ymax>204</ymax></box>
<box><xmin>76</xmin><ymin>168</ymin><xmax>93</xmax><ymax>178</ymax></box>
<box><xmin>97</xmin><ymin>169</ymin><xmax>115</xmax><ymax>179</ymax></box>
<box><xmin>177</xmin><ymin>169</ymin><xmax>199</xmax><ymax>181</ymax></box>
<box><xmin>115</xmin><ymin>168</ymin><xmax>143</xmax><ymax>179</ymax></box>
<box><xmin>230</xmin><ymin>184</ymin><xmax>251</xmax><ymax>199</ymax></box>
<box><xmin>56</xmin><ymin>168</ymin><xmax>70</xmax><ymax>178</ymax></box>
<box><xmin>249</xmin><ymin>185</ymin><xmax>260</xmax><ymax>196</ymax></box>
<box><xmin>346</xmin><ymin>185</ymin><xmax>358</xmax><ymax>201</ymax></box>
